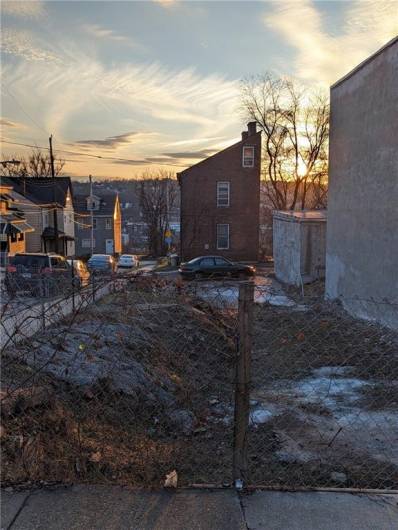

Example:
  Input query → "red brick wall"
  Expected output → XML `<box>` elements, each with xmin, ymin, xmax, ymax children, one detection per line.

<box><xmin>179</xmin><ymin>130</ymin><xmax>261</xmax><ymax>262</ymax></box>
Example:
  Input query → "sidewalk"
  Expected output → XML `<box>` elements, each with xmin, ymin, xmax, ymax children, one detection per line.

<box><xmin>2</xmin><ymin>486</ymin><xmax>397</xmax><ymax>530</ymax></box>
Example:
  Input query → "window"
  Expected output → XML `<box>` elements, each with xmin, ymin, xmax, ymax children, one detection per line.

<box><xmin>201</xmin><ymin>257</ymin><xmax>215</xmax><ymax>267</ymax></box>
<box><xmin>242</xmin><ymin>146</ymin><xmax>254</xmax><ymax>167</ymax></box>
<box><xmin>216</xmin><ymin>224</ymin><xmax>229</xmax><ymax>250</ymax></box>
<box><xmin>92</xmin><ymin>218</ymin><xmax>97</xmax><ymax>230</ymax></box>
<box><xmin>82</xmin><ymin>239</ymin><xmax>95</xmax><ymax>248</ymax></box>
<box><xmin>105</xmin><ymin>218</ymin><xmax>112</xmax><ymax>230</ymax></box>
<box><xmin>217</xmin><ymin>182</ymin><xmax>230</xmax><ymax>207</ymax></box>
<box><xmin>215</xmin><ymin>257</ymin><xmax>231</xmax><ymax>266</ymax></box>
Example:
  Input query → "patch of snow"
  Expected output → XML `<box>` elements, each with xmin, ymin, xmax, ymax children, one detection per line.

<box><xmin>250</xmin><ymin>408</ymin><xmax>274</xmax><ymax>425</ymax></box>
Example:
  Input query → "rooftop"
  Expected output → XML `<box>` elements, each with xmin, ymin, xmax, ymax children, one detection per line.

<box><xmin>273</xmin><ymin>210</ymin><xmax>327</xmax><ymax>223</ymax></box>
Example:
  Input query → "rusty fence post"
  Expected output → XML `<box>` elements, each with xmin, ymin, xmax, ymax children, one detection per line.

<box><xmin>233</xmin><ymin>281</ymin><xmax>254</xmax><ymax>489</ymax></box>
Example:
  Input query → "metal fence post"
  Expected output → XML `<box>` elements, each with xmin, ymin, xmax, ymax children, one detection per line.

<box><xmin>39</xmin><ymin>273</ymin><xmax>46</xmax><ymax>331</ymax></box>
<box><xmin>233</xmin><ymin>281</ymin><xmax>254</xmax><ymax>488</ymax></box>
<box><xmin>92</xmin><ymin>272</ymin><xmax>95</xmax><ymax>302</ymax></box>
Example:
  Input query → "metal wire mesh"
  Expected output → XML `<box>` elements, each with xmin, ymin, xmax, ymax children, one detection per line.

<box><xmin>1</xmin><ymin>271</ymin><xmax>238</xmax><ymax>488</ymax></box>
<box><xmin>1</xmin><ymin>270</ymin><xmax>397</xmax><ymax>490</ymax></box>
<box><xmin>249</xmin><ymin>282</ymin><xmax>398</xmax><ymax>490</ymax></box>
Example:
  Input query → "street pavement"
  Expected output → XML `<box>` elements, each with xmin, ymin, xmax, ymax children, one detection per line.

<box><xmin>1</xmin><ymin>486</ymin><xmax>397</xmax><ymax>530</ymax></box>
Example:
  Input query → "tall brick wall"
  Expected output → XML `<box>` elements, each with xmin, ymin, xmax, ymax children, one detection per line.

<box><xmin>179</xmin><ymin>126</ymin><xmax>261</xmax><ymax>262</ymax></box>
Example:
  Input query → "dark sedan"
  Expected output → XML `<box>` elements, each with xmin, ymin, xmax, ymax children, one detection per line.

<box><xmin>179</xmin><ymin>256</ymin><xmax>255</xmax><ymax>280</ymax></box>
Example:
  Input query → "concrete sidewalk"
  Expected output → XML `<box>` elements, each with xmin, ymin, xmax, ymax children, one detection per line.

<box><xmin>1</xmin><ymin>486</ymin><xmax>397</xmax><ymax>530</ymax></box>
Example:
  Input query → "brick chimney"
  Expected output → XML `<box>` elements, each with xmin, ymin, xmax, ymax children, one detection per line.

<box><xmin>247</xmin><ymin>121</ymin><xmax>257</xmax><ymax>136</ymax></box>
<box><xmin>241</xmin><ymin>131</ymin><xmax>248</xmax><ymax>141</ymax></box>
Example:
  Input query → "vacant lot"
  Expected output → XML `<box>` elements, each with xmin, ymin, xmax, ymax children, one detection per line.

<box><xmin>1</xmin><ymin>279</ymin><xmax>236</xmax><ymax>488</ymax></box>
<box><xmin>248</xmin><ymin>297</ymin><xmax>398</xmax><ymax>489</ymax></box>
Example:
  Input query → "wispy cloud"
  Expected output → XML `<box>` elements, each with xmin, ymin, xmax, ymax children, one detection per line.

<box><xmin>81</xmin><ymin>24</ymin><xmax>140</xmax><ymax>48</ymax></box>
<box><xmin>1</xmin><ymin>28</ymin><xmax>59</xmax><ymax>62</ymax></box>
<box><xmin>265</xmin><ymin>0</ymin><xmax>398</xmax><ymax>86</ymax></box>
<box><xmin>0</xmin><ymin>117</ymin><xmax>24</xmax><ymax>129</ymax></box>
<box><xmin>1</xmin><ymin>1</ymin><xmax>46</xmax><ymax>19</ymax></box>
<box><xmin>162</xmin><ymin>149</ymin><xmax>217</xmax><ymax>160</ymax></box>
<box><xmin>74</xmin><ymin>132</ymin><xmax>140</xmax><ymax>149</ymax></box>
<box><xmin>153</xmin><ymin>0</ymin><xmax>178</xmax><ymax>8</ymax></box>
<box><xmin>2</xmin><ymin>54</ymin><xmax>240</xmax><ymax>145</ymax></box>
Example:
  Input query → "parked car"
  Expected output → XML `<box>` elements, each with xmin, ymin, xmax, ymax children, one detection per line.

<box><xmin>5</xmin><ymin>253</ymin><xmax>71</xmax><ymax>296</ymax></box>
<box><xmin>87</xmin><ymin>254</ymin><xmax>116</xmax><ymax>274</ymax></box>
<box><xmin>179</xmin><ymin>256</ymin><xmax>255</xmax><ymax>280</ymax></box>
<box><xmin>117</xmin><ymin>254</ymin><xmax>139</xmax><ymax>270</ymax></box>
<box><xmin>66</xmin><ymin>259</ymin><xmax>90</xmax><ymax>287</ymax></box>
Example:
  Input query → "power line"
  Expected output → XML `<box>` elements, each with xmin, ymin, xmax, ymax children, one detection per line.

<box><xmin>1</xmin><ymin>140</ymin><xmax>184</xmax><ymax>167</ymax></box>
<box><xmin>2</xmin><ymin>83</ymin><xmax>49</xmax><ymax>137</ymax></box>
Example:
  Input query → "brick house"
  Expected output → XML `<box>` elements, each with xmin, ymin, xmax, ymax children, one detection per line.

<box><xmin>74</xmin><ymin>192</ymin><xmax>122</xmax><ymax>257</ymax></box>
<box><xmin>178</xmin><ymin>122</ymin><xmax>261</xmax><ymax>262</ymax></box>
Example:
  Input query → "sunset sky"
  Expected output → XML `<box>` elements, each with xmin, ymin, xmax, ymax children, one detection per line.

<box><xmin>1</xmin><ymin>0</ymin><xmax>397</xmax><ymax>180</ymax></box>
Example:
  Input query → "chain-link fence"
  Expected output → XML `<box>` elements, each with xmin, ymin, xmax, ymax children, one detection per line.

<box><xmin>1</xmin><ymin>271</ymin><xmax>239</xmax><ymax>488</ymax></box>
<box><xmin>1</xmin><ymin>271</ymin><xmax>397</xmax><ymax>491</ymax></box>
<box><xmin>245</xmin><ymin>283</ymin><xmax>398</xmax><ymax>490</ymax></box>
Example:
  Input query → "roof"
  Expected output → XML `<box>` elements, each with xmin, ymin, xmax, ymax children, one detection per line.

<box><xmin>4</xmin><ymin>177</ymin><xmax>73</xmax><ymax>207</ymax></box>
<box><xmin>178</xmin><ymin>131</ymin><xmax>261</xmax><ymax>177</ymax></box>
<box><xmin>273</xmin><ymin>210</ymin><xmax>327</xmax><ymax>223</ymax></box>
<box><xmin>331</xmin><ymin>36</ymin><xmax>398</xmax><ymax>90</ymax></box>
<box><xmin>74</xmin><ymin>193</ymin><xmax>117</xmax><ymax>216</ymax></box>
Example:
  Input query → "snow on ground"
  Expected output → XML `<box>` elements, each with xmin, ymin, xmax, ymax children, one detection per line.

<box><xmin>195</xmin><ymin>275</ymin><xmax>302</xmax><ymax>309</ymax></box>
<box><xmin>250</xmin><ymin>365</ymin><xmax>398</xmax><ymax>465</ymax></box>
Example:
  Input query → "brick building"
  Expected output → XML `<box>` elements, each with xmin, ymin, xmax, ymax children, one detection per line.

<box><xmin>178</xmin><ymin>122</ymin><xmax>261</xmax><ymax>262</ymax></box>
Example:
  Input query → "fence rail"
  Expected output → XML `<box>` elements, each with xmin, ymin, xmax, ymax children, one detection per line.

<box><xmin>1</xmin><ymin>273</ymin><xmax>397</xmax><ymax>490</ymax></box>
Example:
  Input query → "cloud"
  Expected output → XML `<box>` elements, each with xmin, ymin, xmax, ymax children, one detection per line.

<box><xmin>0</xmin><ymin>117</ymin><xmax>23</xmax><ymax>128</ymax></box>
<box><xmin>2</xmin><ymin>53</ymin><xmax>240</xmax><ymax>145</ymax></box>
<box><xmin>162</xmin><ymin>149</ymin><xmax>218</xmax><ymax>159</ymax></box>
<box><xmin>74</xmin><ymin>132</ymin><xmax>140</xmax><ymax>149</ymax></box>
<box><xmin>1</xmin><ymin>28</ymin><xmax>59</xmax><ymax>62</ymax></box>
<box><xmin>153</xmin><ymin>0</ymin><xmax>178</xmax><ymax>8</ymax></box>
<box><xmin>1</xmin><ymin>1</ymin><xmax>46</xmax><ymax>19</ymax></box>
<box><xmin>265</xmin><ymin>0</ymin><xmax>398</xmax><ymax>86</ymax></box>
<box><xmin>82</xmin><ymin>24</ymin><xmax>140</xmax><ymax>48</ymax></box>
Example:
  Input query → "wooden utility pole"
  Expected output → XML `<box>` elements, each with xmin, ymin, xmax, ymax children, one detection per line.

<box><xmin>49</xmin><ymin>135</ymin><xmax>59</xmax><ymax>254</ymax></box>
<box><xmin>89</xmin><ymin>175</ymin><xmax>94</xmax><ymax>256</ymax></box>
<box><xmin>233</xmin><ymin>281</ymin><xmax>254</xmax><ymax>488</ymax></box>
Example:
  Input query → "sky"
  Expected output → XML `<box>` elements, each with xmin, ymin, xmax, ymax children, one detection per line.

<box><xmin>1</xmin><ymin>0</ymin><xmax>397</xmax><ymax>180</ymax></box>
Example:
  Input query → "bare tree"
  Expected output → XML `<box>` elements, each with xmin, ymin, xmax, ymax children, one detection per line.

<box><xmin>0</xmin><ymin>148</ymin><xmax>65</xmax><ymax>178</ymax></box>
<box><xmin>138</xmin><ymin>169</ymin><xmax>178</xmax><ymax>257</ymax></box>
<box><xmin>241</xmin><ymin>74</ymin><xmax>329</xmax><ymax>210</ymax></box>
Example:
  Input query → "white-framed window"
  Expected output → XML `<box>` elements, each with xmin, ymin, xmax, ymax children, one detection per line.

<box><xmin>217</xmin><ymin>181</ymin><xmax>230</xmax><ymax>207</ymax></box>
<box><xmin>82</xmin><ymin>239</ymin><xmax>95</xmax><ymax>248</ymax></box>
<box><xmin>216</xmin><ymin>224</ymin><xmax>230</xmax><ymax>250</ymax></box>
<box><xmin>105</xmin><ymin>218</ymin><xmax>112</xmax><ymax>230</ymax></box>
<box><xmin>242</xmin><ymin>146</ymin><xmax>254</xmax><ymax>167</ymax></box>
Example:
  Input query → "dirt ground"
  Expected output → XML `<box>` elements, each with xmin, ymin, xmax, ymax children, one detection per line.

<box><xmin>249</xmin><ymin>299</ymin><xmax>398</xmax><ymax>489</ymax></box>
<box><xmin>1</xmin><ymin>279</ymin><xmax>236</xmax><ymax>488</ymax></box>
<box><xmin>2</xmin><ymin>276</ymin><xmax>398</xmax><ymax>490</ymax></box>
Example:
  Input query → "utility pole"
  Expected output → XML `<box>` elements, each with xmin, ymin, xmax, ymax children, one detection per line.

<box><xmin>89</xmin><ymin>175</ymin><xmax>94</xmax><ymax>257</ymax></box>
<box><xmin>49</xmin><ymin>135</ymin><xmax>59</xmax><ymax>254</ymax></box>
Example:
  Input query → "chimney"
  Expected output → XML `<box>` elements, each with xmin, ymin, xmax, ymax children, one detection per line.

<box><xmin>241</xmin><ymin>131</ymin><xmax>248</xmax><ymax>141</ymax></box>
<box><xmin>247</xmin><ymin>121</ymin><xmax>257</xmax><ymax>136</ymax></box>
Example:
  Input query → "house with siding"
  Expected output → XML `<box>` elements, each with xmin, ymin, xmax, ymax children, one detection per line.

<box><xmin>74</xmin><ymin>192</ymin><xmax>122</xmax><ymax>257</ymax></box>
<box><xmin>3</xmin><ymin>177</ymin><xmax>75</xmax><ymax>256</ymax></box>
<box><xmin>178</xmin><ymin>122</ymin><xmax>261</xmax><ymax>262</ymax></box>
<box><xmin>0</xmin><ymin>184</ymin><xmax>34</xmax><ymax>262</ymax></box>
